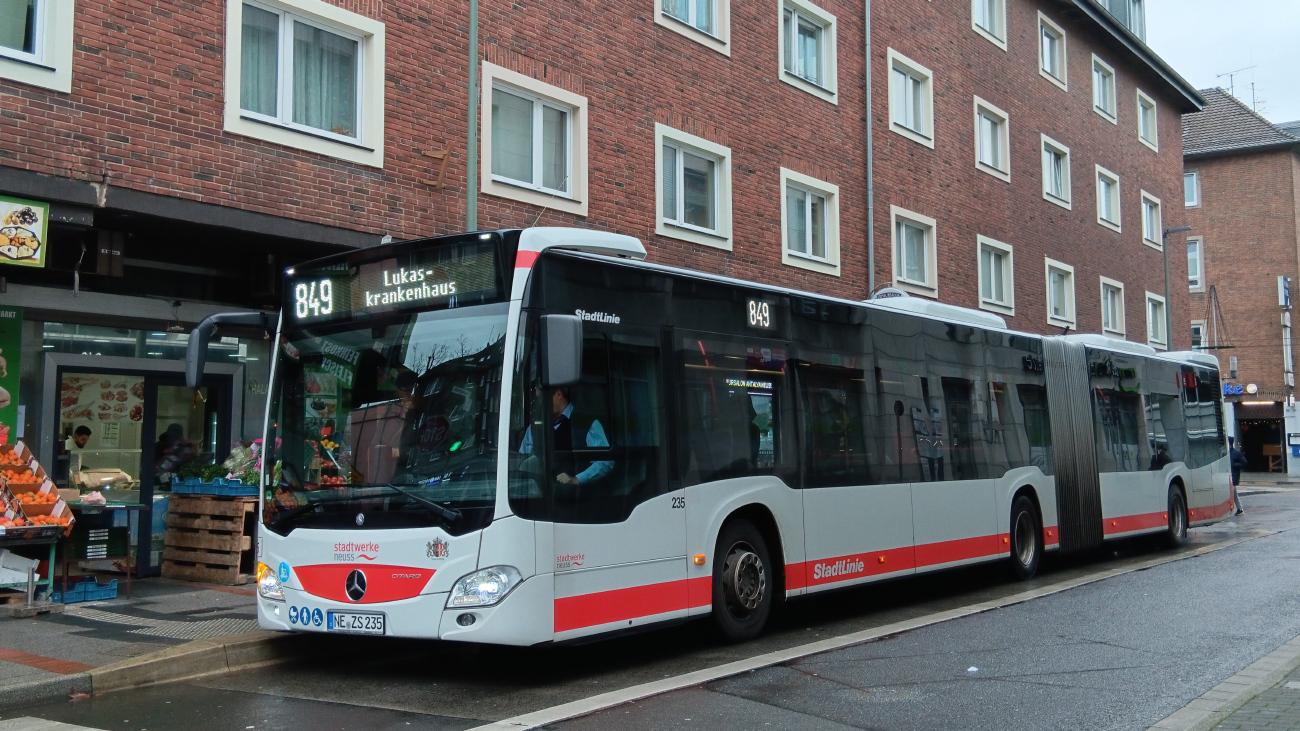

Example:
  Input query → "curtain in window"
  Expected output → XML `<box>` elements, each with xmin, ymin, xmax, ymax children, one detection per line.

<box><xmin>809</xmin><ymin>193</ymin><xmax>824</xmax><ymax>258</ymax></box>
<box><xmin>898</xmin><ymin>222</ymin><xmax>925</xmax><ymax>282</ymax></box>
<box><xmin>781</xmin><ymin>9</ymin><xmax>793</xmax><ymax>73</ymax></box>
<box><xmin>663</xmin><ymin>0</ymin><xmax>686</xmax><ymax>22</ymax></box>
<box><xmin>241</xmin><ymin>5</ymin><xmax>279</xmax><ymax>116</ymax></box>
<box><xmin>1043</xmin><ymin>149</ymin><xmax>1064</xmax><ymax>198</ymax></box>
<box><xmin>492</xmin><ymin>88</ymin><xmax>533</xmax><ymax>183</ymax></box>
<box><xmin>1050</xmin><ymin>271</ymin><xmax>1067</xmax><ymax>319</ymax></box>
<box><xmin>682</xmin><ymin>151</ymin><xmax>714</xmax><ymax>230</ymax></box>
<box><xmin>662</xmin><ymin>145</ymin><xmax>677</xmax><ymax>220</ymax></box>
<box><xmin>1040</xmin><ymin>29</ymin><xmax>1057</xmax><ymax>76</ymax></box>
<box><xmin>541</xmin><ymin>106</ymin><xmax>568</xmax><ymax>191</ymax></box>
<box><xmin>1187</xmin><ymin>242</ymin><xmax>1200</xmax><ymax>285</ymax></box>
<box><xmin>787</xmin><ymin>187</ymin><xmax>807</xmax><ymax>254</ymax></box>
<box><xmin>796</xmin><ymin>16</ymin><xmax>819</xmax><ymax>84</ymax></box>
<box><xmin>981</xmin><ymin>248</ymin><xmax>1003</xmax><ymax>302</ymax></box>
<box><xmin>1099</xmin><ymin>178</ymin><xmax>1114</xmax><ymax>221</ymax></box>
<box><xmin>292</xmin><ymin>21</ymin><xmax>358</xmax><ymax>137</ymax></box>
<box><xmin>891</xmin><ymin>69</ymin><xmax>922</xmax><ymax>132</ymax></box>
<box><xmin>0</xmin><ymin>0</ymin><xmax>37</xmax><ymax>54</ymax></box>
<box><xmin>693</xmin><ymin>0</ymin><xmax>713</xmax><ymax>34</ymax></box>
<box><xmin>978</xmin><ymin>113</ymin><xmax>999</xmax><ymax>168</ymax></box>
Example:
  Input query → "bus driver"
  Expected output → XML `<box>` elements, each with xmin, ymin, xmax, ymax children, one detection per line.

<box><xmin>520</xmin><ymin>388</ymin><xmax>614</xmax><ymax>487</ymax></box>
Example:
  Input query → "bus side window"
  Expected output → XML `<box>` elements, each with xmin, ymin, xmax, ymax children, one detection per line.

<box><xmin>1015</xmin><ymin>384</ymin><xmax>1054</xmax><ymax>474</ymax></box>
<box><xmin>797</xmin><ymin>363</ymin><xmax>870</xmax><ymax>487</ymax></box>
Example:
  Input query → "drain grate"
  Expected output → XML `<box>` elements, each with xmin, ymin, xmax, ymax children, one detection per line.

<box><xmin>65</xmin><ymin>606</ymin><xmax>259</xmax><ymax>640</ymax></box>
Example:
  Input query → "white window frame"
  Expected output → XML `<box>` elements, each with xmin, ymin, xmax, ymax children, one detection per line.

<box><xmin>777</xmin><ymin>0</ymin><xmax>837</xmax><ymax>103</ymax></box>
<box><xmin>1137</xmin><ymin>88</ymin><xmax>1159</xmax><ymax>151</ymax></box>
<box><xmin>1184</xmin><ymin>170</ymin><xmax>1201</xmax><ymax>208</ymax></box>
<box><xmin>1187</xmin><ymin>235</ymin><xmax>1205</xmax><ymax>292</ymax></box>
<box><xmin>1146</xmin><ymin>291</ymin><xmax>1167</xmax><ymax>349</ymax></box>
<box><xmin>890</xmin><ymin>206</ymin><xmax>938</xmax><ymax>297</ymax></box>
<box><xmin>974</xmin><ymin>96</ymin><xmax>1010</xmax><ymax>182</ymax></box>
<box><xmin>487</xmin><ymin>83</ymin><xmax>574</xmax><ymax>197</ymax></box>
<box><xmin>1038</xmin><ymin>12</ymin><xmax>1067</xmax><ymax>91</ymax></box>
<box><xmin>1091</xmin><ymin>54</ymin><xmax>1117</xmax><ymax>123</ymax></box>
<box><xmin>480</xmin><ymin>63</ymin><xmax>588</xmax><ymax>216</ymax></box>
<box><xmin>0</xmin><ymin>0</ymin><xmax>72</xmax><ymax>93</ymax></box>
<box><xmin>1190</xmin><ymin>319</ymin><xmax>1206</xmax><ymax>351</ymax></box>
<box><xmin>1041</xmin><ymin>134</ymin><xmax>1072</xmax><ymax>209</ymax></box>
<box><xmin>780</xmin><ymin>168</ymin><xmax>840</xmax><ymax>276</ymax></box>
<box><xmin>1095</xmin><ymin>164</ymin><xmax>1121</xmax><ymax>232</ymax></box>
<box><xmin>655</xmin><ymin>0</ymin><xmax>730</xmax><ymax>56</ymax></box>
<box><xmin>223</xmin><ymin>0</ymin><xmax>385</xmax><ymax>167</ymax></box>
<box><xmin>971</xmin><ymin>0</ymin><xmax>1006</xmax><ymax>50</ymax></box>
<box><xmin>1100</xmin><ymin>277</ymin><xmax>1125</xmax><ymax>337</ymax></box>
<box><xmin>1044</xmin><ymin>257</ymin><xmax>1076</xmax><ymax>328</ymax></box>
<box><xmin>1141</xmin><ymin>190</ymin><xmax>1162</xmax><ymax>250</ymax></box>
<box><xmin>977</xmin><ymin>235</ymin><xmax>1014</xmax><ymax>316</ymax></box>
<box><xmin>655</xmin><ymin>123</ymin><xmax>732</xmax><ymax>250</ymax></box>
<box><xmin>887</xmin><ymin>48</ymin><xmax>934</xmax><ymax>149</ymax></box>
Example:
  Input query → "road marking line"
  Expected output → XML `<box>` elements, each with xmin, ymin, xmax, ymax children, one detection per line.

<box><xmin>469</xmin><ymin>531</ymin><xmax>1269</xmax><ymax>731</ymax></box>
<box><xmin>1148</xmin><ymin>631</ymin><xmax>1300</xmax><ymax>731</ymax></box>
<box><xmin>0</xmin><ymin>649</ymin><xmax>93</xmax><ymax>675</ymax></box>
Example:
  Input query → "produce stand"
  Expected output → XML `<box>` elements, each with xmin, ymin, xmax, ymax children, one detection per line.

<box><xmin>0</xmin><ymin>441</ymin><xmax>75</xmax><ymax>607</ymax></box>
<box><xmin>57</xmin><ymin>501</ymin><xmax>143</xmax><ymax>602</ymax></box>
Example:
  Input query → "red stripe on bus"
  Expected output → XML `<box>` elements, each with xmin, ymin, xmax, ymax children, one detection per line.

<box><xmin>1189</xmin><ymin>496</ymin><xmax>1233</xmax><ymax>522</ymax></box>
<box><xmin>515</xmin><ymin>250</ymin><xmax>540</xmax><ymax>269</ymax></box>
<box><xmin>788</xmin><ymin>531</ymin><xmax>1015</xmax><ymax>591</ymax></box>
<box><xmin>553</xmin><ymin>576</ymin><xmax>710</xmax><ymax>633</ymax></box>
<box><xmin>1103</xmin><ymin>511</ymin><xmax>1168</xmax><ymax>535</ymax></box>
<box><xmin>1044</xmin><ymin>525</ymin><xmax>1060</xmax><ymax>546</ymax></box>
<box><xmin>294</xmin><ymin>564</ymin><xmax>435</xmax><ymax>604</ymax></box>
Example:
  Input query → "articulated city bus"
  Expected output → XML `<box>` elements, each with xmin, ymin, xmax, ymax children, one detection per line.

<box><xmin>187</xmin><ymin>227</ymin><xmax>1232</xmax><ymax>644</ymax></box>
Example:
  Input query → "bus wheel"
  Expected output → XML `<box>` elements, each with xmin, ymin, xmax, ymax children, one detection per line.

<box><xmin>1165</xmin><ymin>486</ymin><xmax>1188</xmax><ymax>547</ymax></box>
<box><xmin>1009</xmin><ymin>495</ymin><xmax>1042</xmax><ymax>581</ymax></box>
<box><xmin>712</xmin><ymin>519</ymin><xmax>773</xmax><ymax>642</ymax></box>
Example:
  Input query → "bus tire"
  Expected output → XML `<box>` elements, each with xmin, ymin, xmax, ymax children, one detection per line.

<box><xmin>1165</xmin><ymin>486</ymin><xmax>1188</xmax><ymax>547</ymax></box>
<box><xmin>1009</xmin><ymin>495</ymin><xmax>1042</xmax><ymax>581</ymax></box>
<box><xmin>712</xmin><ymin>519</ymin><xmax>773</xmax><ymax>642</ymax></box>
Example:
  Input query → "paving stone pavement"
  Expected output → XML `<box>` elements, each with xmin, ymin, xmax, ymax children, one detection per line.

<box><xmin>1217</xmin><ymin>668</ymin><xmax>1300</xmax><ymax>730</ymax></box>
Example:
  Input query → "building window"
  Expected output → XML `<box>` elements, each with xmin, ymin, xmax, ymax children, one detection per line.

<box><xmin>1127</xmin><ymin>0</ymin><xmax>1146</xmax><ymax>40</ymax></box>
<box><xmin>1190</xmin><ymin>320</ymin><xmax>1205</xmax><ymax>350</ymax></box>
<box><xmin>1141</xmin><ymin>191</ymin><xmax>1162</xmax><ymax>249</ymax></box>
<box><xmin>0</xmin><ymin>0</ymin><xmax>40</xmax><ymax>62</ymax></box>
<box><xmin>781</xmin><ymin>168</ymin><xmax>840</xmax><ymax>276</ymax></box>
<box><xmin>1101</xmin><ymin>277</ymin><xmax>1125</xmax><ymax>336</ymax></box>
<box><xmin>1188</xmin><ymin>236</ymin><xmax>1204</xmax><ymax>291</ymax></box>
<box><xmin>224</xmin><ymin>0</ymin><xmax>385</xmax><ymax>166</ymax></box>
<box><xmin>0</xmin><ymin>0</ymin><xmax>72</xmax><ymax>92</ymax></box>
<box><xmin>779</xmin><ymin>0</ymin><xmax>837</xmax><ymax>102</ymax></box>
<box><xmin>1146</xmin><ymin>292</ymin><xmax>1167</xmax><ymax>348</ymax></box>
<box><xmin>656</xmin><ymin>0</ymin><xmax>730</xmax><ymax>54</ymax></box>
<box><xmin>656</xmin><ymin>123</ymin><xmax>732</xmax><ymax>249</ymax></box>
<box><xmin>1137</xmin><ymin>89</ymin><xmax>1159</xmax><ymax>151</ymax></box>
<box><xmin>491</xmin><ymin>85</ymin><xmax>572</xmax><ymax>195</ymax></box>
<box><xmin>1184</xmin><ymin>171</ymin><xmax>1200</xmax><ymax>207</ymax></box>
<box><xmin>1045</xmin><ymin>258</ymin><xmax>1075</xmax><ymax>327</ymax></box>
<box><xmin>891</xmin><ymin>206</ymin><xmax>938</xmax><ymax>296</ymax></box>
<box><xmin>664</xmin><ymin>0</ymin><xmax>715</xmax><ymax>35</ymax></box>
<box><xmin>1095</xmin><ymin>165</ymin><xmax>1121</xmax><ymax>231</ymax></box>
<box><xmin>978</xmin><ymin>236</ymin><xmax>1014</xmax><ymax>315</ymax></box>
<box><xmin>1092</xmin><ymin>55</ymin><xmax>1117</xmax><ymax>122</ymax></box>
<box><xmin>1041</xmin><ymin>134</ymin><xmax>1071</xmax><ymax>209</ymax></box>
<box><xmin>888</xmin><ymin>49</ymin><xmax>934</xmax><ymax>148</ymax></box>
<box><xmin>481</xmin><ymin>63</ymin><xmax>588</xmax><ymax>216</ymax></box>
<box><xmin>1038</xmin><ymin>13</ymin><xmax>1067</xmax><ymax>90</ymax></box>
<box><xmin>974</xmin><ymin>97</ymin><xmax>1010</xmax><ymax>181</ymax></box>
<box><xmin>972</xmin><ymin>0</ymin><xmax>1006</xmax><ymax>49</ymax></box>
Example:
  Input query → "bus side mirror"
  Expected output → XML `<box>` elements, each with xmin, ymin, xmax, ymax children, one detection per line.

<box><xmin>541</xmin><ymin>314</ymin><xmax>583</xmax><ymax>387</ymax></box>
<box><xmin>186</xmin><ymin>312</ymin><xmax>275</xmax><ymax>391</ymax></box>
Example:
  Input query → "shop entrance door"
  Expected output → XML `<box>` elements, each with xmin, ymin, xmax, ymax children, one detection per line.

<box><xmin>54</xmin><ymin>368</ymin><xmax>231</xmax><ymax>576</ymax></box>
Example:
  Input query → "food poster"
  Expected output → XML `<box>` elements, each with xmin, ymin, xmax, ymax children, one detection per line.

<box><xmin>304</xmin><ymin>367</ymin><xmax>340</xmax><ymax>423</ymax></box>
<box><xmin>0</xmin><ymin>197</ymin><xmax>47</xmax><ymax>268</ymax></box>
<box><xmin>0</xmin><ymin>308</ymin><xmax>19</xmax><ymax>447</ymax></box>
<box><xmin>59</xmin><ymin>373</ymin><xmax>145</xmax><ymax>480</ymax></box>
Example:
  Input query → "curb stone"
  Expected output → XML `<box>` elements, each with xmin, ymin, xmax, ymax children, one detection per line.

<box><xmin>0</xmin><ymin>674</ymin><xmax>91</xmax><ymax>710</ymax></box>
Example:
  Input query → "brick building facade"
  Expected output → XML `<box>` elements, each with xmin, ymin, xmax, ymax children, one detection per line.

<box><xmin>1182</xmin><ymin>88</ymin><xmax>1300</xmax><ymax>472</ymax></box>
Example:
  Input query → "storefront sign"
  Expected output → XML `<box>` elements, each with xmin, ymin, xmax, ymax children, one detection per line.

<box><xmin>0</xmin><ymin>308</ymin><xmax>21</xmax><ymax>445</ymax></box>
<box><xmin>0</xmin><ymin>197</ymin><xmax>48</xmax><ymax>268</ymax></box>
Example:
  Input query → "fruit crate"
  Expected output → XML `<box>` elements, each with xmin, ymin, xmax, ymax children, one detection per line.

<box><xmin>161</xmin><ymin>495</ymin><xmax>257</xmax><ymax>585</ymax></box>
<box><xmin>171</xmin><ymin>477</ymin><xmax>258</xmax><ymax>497</ymax></box>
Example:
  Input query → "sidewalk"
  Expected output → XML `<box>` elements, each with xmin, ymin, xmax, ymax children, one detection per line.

<box><xmin>0</xmin><ymin>578</ymin><xmax>259</xmax><ymax>702</ymax></box>
<box><xmin>1238</xmin><ymin>473</ymin><xmax>1300</xmax><ymax>494</ymax></box>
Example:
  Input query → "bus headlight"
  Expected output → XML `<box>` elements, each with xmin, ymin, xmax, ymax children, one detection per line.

<box><xmin>448</xmin><ymin>566</ymin><xmax>522</xmax><ymax>608</ymax></box>
<box><xmin>256</xmin><ymin>562</ymin><xmax>285</xmax><ymax>602</ymax></box>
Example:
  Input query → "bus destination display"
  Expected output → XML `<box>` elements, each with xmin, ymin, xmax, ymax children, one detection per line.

<box><xmin>288</xmin><ymin>242</ymin><xmax>498</xmax><ymax>323</ymax></box>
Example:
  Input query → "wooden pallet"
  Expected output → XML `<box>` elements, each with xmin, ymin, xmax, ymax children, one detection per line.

<box><xmin>161</xmin><ymin>495</ymin><xmax>256</xmax><ymax>586</ymax></box>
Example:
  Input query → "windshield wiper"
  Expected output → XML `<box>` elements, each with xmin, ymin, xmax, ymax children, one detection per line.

<box><xmin>269</xmin><ymin>494</ymin><xmax>357</xmax><ymax>528</ymax></box>
<box><xmin>381</xmin><ymin>483</ymin><xmax>463</xmax><ymax>525</ymax></box>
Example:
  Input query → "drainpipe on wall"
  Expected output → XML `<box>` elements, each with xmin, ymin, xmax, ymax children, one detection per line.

<box><xmin>466</xmin><ymin>0</ymin><xmax>479</xmax><ymax>231</ymax></box>
<box><xmin>864</xmin><ymin>0</ymin><xmax>875</xmax><ymax>293</ymax></box>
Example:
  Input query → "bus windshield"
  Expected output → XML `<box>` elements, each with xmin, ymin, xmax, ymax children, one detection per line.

<box><xmin>263</xmin><ymin>303</ymin><xmax>508</xmax><ymax>535</ymax></box>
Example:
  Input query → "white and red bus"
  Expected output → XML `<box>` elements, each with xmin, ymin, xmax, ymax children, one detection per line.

<box><xmin>187</xmin><ymin>227</ymin><xmax>1232</xmax><ymax>644</ymax></box>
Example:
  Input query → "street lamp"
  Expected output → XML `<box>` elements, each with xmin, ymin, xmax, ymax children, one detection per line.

<box><xmin>1163</xmin><ymin>225</ymin><xmax>1192</xmax><ymax>350</ymax></box>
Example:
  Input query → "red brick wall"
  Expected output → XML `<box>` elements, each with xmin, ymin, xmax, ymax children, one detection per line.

<box><xmin>0</xmin><ymin>0</ymin><xmax>1191</xmax><ymax>341</ymax></box>
<box><xmin>1185</xmin><ymin>149</ymin><xmax>1299</xmax><ymax>390</ymax></box>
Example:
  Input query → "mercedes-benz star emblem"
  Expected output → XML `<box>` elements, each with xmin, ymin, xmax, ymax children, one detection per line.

<box><xmin>345</xmin><ymin>569</ymin><xmax>367</xmax><ymax>602</ymax></box>
<box><xmin>355</xmin><ymin>513</ymin><xmax>365</xmax><ymax>526</ymax></box>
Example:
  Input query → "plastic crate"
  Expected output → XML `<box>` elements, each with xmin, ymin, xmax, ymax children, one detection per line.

<box><xmin>51</xmin><ymin>578</ymin><xmax>117</xmax><ymax>604</ymax></box>
<box><xmin>170</xmin><ymin>478</ymin><xmax>258</xmax><ymax>497</ymax></box>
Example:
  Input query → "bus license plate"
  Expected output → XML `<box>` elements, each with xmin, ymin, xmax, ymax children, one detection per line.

<box><xmin>327</xmin><ymin>611</ymin><xmax>385</xmax><ymax>635</ymax></box>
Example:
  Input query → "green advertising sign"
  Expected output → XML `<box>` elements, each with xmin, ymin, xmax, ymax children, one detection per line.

<box><xmin>0</xmin><ymin>307</ymin><xmax>21</xmax><ymax>445</ymax></box>
<box><xmin>0</xmin><ymin>196</ymin><xmax>48</xmax><ymax>268</ymax></box>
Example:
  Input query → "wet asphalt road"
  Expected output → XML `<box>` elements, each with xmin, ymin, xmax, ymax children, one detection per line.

<box><xmin>5</xmin><ymin>490</ymin><xmax>1298</xmax><ymax>731</ymax></box>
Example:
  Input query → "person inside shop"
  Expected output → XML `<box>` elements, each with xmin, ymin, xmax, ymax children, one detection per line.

<box><xmin>69</xmin><ymin>425</ymin><xmax>92</xmax><ymax>450</ymax></box>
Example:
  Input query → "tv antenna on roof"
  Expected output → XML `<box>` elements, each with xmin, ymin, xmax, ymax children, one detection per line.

<box><xmin>1217</xmin><ymin>65</ymin><xmax>1256</xmax><ymax>99</ymax></box>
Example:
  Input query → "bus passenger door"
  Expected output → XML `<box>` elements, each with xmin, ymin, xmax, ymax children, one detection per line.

<box><xmin>549</xmin><ymin>328</ymin><xmax>684</xmax><ymax>640</ymax></box>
